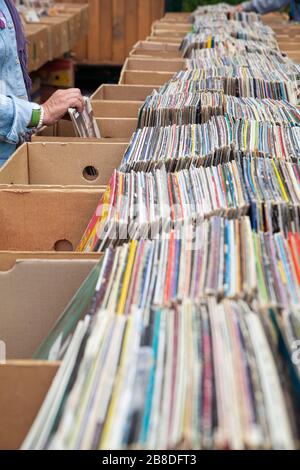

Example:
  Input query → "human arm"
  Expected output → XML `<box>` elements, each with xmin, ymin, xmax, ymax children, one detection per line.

<box><xmin>237</xmin><ymin>0</ymin><xmax>290</xmax><ymax>14</ymax></box>
<box><xmin>0</xmin><ymin>88</ymin><xmax>84</xmax><ymax>144</ymax></box>
<box><xmin>0</xmin><ymin>94</ymin><xmax>40</xmax><ymax>144</ymax></box>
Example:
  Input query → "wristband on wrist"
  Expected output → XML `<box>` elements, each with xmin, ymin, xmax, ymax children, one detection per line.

<box><xmin>29</xmin><ymin>107</ymin><xmax>41</xmax><ymax>128</ymax></box>
<box><xmin>37</xmin><ymin>106</ymin><xmax>44</xmax><ymax>129</ymax></box>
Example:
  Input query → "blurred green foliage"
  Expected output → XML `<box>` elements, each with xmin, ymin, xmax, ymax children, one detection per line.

<box><xmin>166</xmin><ymin>0</ymin><xmax>241</xmax><ymax>12</ymax></box>
<box><xmin>183</xmin><ymin>0</ymin><xmax>240</xmax><ymax>11</ymax></box>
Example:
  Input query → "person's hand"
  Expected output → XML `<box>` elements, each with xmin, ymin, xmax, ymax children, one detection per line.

<box><xmin>235</xmin><ymin>4</ymin><xmax>244</xmax><ymax>12</ymax></box>
<box><xmin>42</xmin><ymin>88</ymin><xmax>85</xmax><ymax>126</ymax></box>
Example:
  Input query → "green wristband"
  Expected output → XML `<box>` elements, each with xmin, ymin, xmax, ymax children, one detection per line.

<box><xmin>29</xmin><ymin>108</ymin><xmax>41</xmax><ymax>128</ymax></box>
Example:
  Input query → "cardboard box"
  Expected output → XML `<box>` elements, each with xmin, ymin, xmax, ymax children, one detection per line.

<box><xmin>0</xmin><ymin>251</ymin><xmax>101</xmax><ymax>271</ymax></box>
<box><xmin>55</xmin><ymin>3</ymin><xmax>90</xmax><ymax>35</ymax></box>
<box><xmin>50</xmin><ymin>3</ymin><xmax>89</xmax><ymax>48</ymax></box>
<box><xmin>0</xmin><ymin>254</ymin><xmax>100</xmax><ymax>450</ymax></box>
<box><xmin>284</xmin><ymin>51</ymin><xmax>300</xmax><ymax>62</ymax></box>
<box><xmin>38</xmin><ymin>16</ymin><xmax>70</xmax><ymax>59</ymax></box>
<box><xmin>162</xmin><ymin>13</ymin><xmax>192</xmax><ymax>23</ymax></box>
<box><xmin>56</xmin><ymin>6</ymin><xmax>82</xmax><ymax>38</ymax></box>
<box><xmin>130</xmin><ymin>40</ymin><xmax>181</xmax><ymax>59</ymax></box>
<box><xmin>119</xmin><ymin>70</ymin><xmax>174</xmax><ymax>86</ymax></box>
<box><xmin>97</xmin><ymin>118</ymin><xmax>137</xmax><ymax>139</ymax></box>
<box><xmin>34</xmin><ymin>117</ymin><xmax>137</xmax><ymax>140</ymax></box>
<box><xmin>152</xmin><ymin>21</ymin><xmax>191</xmax><ymax>33</ymax></box>
<box><xmin>0</xmin><ymin>361</ymin><xmax>59</xmax><ymax>450</ymax></box>
<box><xmin>92</xmin><ymin>100</ymin><xmax>142</xmax><ymax>118</ymax></box>
<box><xmin>151</xmin><ymin>29</ymin><xmax>186</xmax><ymax>39</ymax></box>
<box><xmin>146</xmin><ymin>36</ymin><xmax>182</xmax><ymax>45</ymax></box>
<box><xmin>278</xmin><ymin>42</ymin><xmax>300</xmax><ymax>52</ymax></box>
<box><xmin>122</xmin><ymin>57</ymin><xmax>185</xmax><ymax>73</ymax></box>
<box><xmin>90</xmin><ymin>84</ymin><xmax>158</xmax><ymax>102</ymax></box>
<box><xmin>0</xmin><ymin>258</ymin><xmax>98</xmax><ymax>359</ymax></box>
<box><xmin>53</xmin><ymin>11</ymin><xmax>77</xmax><ymax>49</ymax></box>
<box><xmin>78</xmin><ymin>3</ymin><xmax>90</xmax><ymax>35</ymax></box>
<box><xmin>25</xmin><ymin>24</ymin><xmax>50</xmax><ymax>73</ymax></box>
<box><xmin>0</xmin><ymin>141</ymin><xmax>127</xmax><ymax>188</ymax></box>
<box><xmin>0</xmin><ymin>188</ymin><xmax>101</xmax><ymax>252</ymax></box>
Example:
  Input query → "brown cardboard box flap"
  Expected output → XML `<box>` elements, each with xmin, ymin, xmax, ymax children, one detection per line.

<box><xmin>0</xmin><ymin>188</ymin><xmax>101</xmax><ymax>252</ymax></box>
<box><xmin>90</xmin><ymin>84</ymin><xmax>158</xmax><ymax>101</ymax></box>
<box><xmin>119</xmin><ymin>70</ymin><xmax>174</xmax><ymax>86</ymax></box>
<box><xmin>0</xmin><ymin>141</ymin><xmax>127</xmax><ymax>187</ymax></box>
<box><xmin>0</xmin><ymin>258</ymin><xmax>98</xmax><ymax>359</ymax></box>
<box><xmin>0</xmin><ymin>361</ymin><xmax>59</xmax><ymax>450</ymax></box>
<box><xmin>122</xmin><ymin>57</ymin><xmax>185</xmax><ymax>73</ymax></box>
<box><xmin>92</xmin><ymin>100</ymin><xmax>142</xmax><ymax>118</ymax></box>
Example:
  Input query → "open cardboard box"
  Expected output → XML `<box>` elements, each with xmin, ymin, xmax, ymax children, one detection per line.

<box><xmin>285</xmin><ymin>52</ymin><xmax>300</xmax><ymax>63</ymax></box>
<box><xmin>0</xmin><ymin>255</ymin><xmax>101</xmax><ymax>449</ymax></box>
<box><xmin>90</xmin><ymin>84</ymin><xmax>158</xmax><ymax>102</ymax></box>
<box><xmin>147</xmin><ymin>36</ymin><xmax>182</xmax><ymax>45</ymax></box>
<box><xmin>272</xmin><ymin>24</ymin><xmax>300</xmax><ymax>34</ymax></box>
<box><xmin>0</xmin><ymin>361</ymin><xmax>59</xmax><ymax>449</ymax></box>
<box><xmin>261</xmin><ymin>12</ymin><xmax>289</xmax><ymax>24</ymax></box>
<box><xmin>0</xmin><ymin>188</ymin><xmax>102</xmax><ymax>253</ymax></box>
<box><xmin>152</xmin><ymin>21</ymin><xmax>191</xmax><ymax>33</ymax></box>
<box><xmin>0</xmin><ymin>141</ymin><xmax>127</xmax><ymax>188</ymax></box>
<box><xmin>0</xmin><ymin>251</ymin><xmax>101</xmax><ymax>271</ymax></box>
<box><xmin>277</xmin><ymin>41</ymin><xmax>300</xmax><ymax>51</ymax></box>
<box><xmin>54</xmin><ymin>11</ymin><xmax>79</xmax><ymax>49</ymax></box>
<box><xmin>162</xmin><ymin>12</ymin><xmax>192</xmax><ymax>23</ymax></box>
<box><xmin>33</xmin><ymin>117</ymin><xmax>137</xmax><ymax>140</ymax></box>
<box><xmin>121</xmin><ymin>57</ymin><xmax>185</xmax><ymax>73</ymax></box>
<box><xmin>130</xmin><ymin>41</ymin><xmax>181</xmax><ymax>59</ymax></box>
<box><xmin>34</xmin><ymin>15</ymin><xmax>70</xmax><ymax>59</ymax></box>
<box><xmin>52</xmin><ymin>4</ymin><xmax>90</xmax><ymax>49</ymax></box>
<box><xmin>119</xmin><ymin>70</ymin><xmax>174</xmax><ymax>86</ymax></box>
<box><xmin>56</xmin><ymin>3</ymin><xmax>90</xmax><ymax>36</ymax></box>
<box><xmin>151</xmin><ymin>29</ymin><xmax>186</xmax><ymax>39</ymax></box>
<box><xmin>25</xmin><ymin>24</ymin><xmax>50</xmax><ymax>73</ymax></box>
<box><xmin>92</xmin><ymin>100</ymin><xmax>142</xmax><ymax>118</ymax></box>
<box><xmin>0</xmin><ymin>257</ymin><xmax>99</xmax><ymax>360</ymax></box>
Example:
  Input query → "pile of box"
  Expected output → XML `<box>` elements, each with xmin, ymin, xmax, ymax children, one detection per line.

<box><xmin>24</xmin><ymin>2</ymin><xmax>89</xmax><ymax>73</ymax></box>
<box><xmin>0</xmin><ymin>9</ymin><xmax>298</xmax><ymax>450</ymax></box>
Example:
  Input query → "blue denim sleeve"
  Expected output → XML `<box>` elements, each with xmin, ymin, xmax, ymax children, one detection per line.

<box><xmin>242</xmin><ymin>0</ymin><xmax>290</xmax><ymax>13</ymax></box>
<box><xmin>0</xmin><ymin>94</ymin><xmax>40</xmax><ymax>144</ymax></box>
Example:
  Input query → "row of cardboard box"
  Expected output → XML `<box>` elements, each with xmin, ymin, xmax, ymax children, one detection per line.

<box><xmin>1</xmin><ymin>11</ymin><xmax>297</xmax><ymax>450</ymax></box>
<box><xmin>1</xmin><ymin>10</ymin><xmax>170</xmax><ymax>451</ymax></box>
<box><xmin>25</xmin><ymin>3</ymin><xmax>89</xmax><ymax>72</ymax></box>
<box><xmin>0</xmin><ymin>81</ymin><xmax>160</xmax><ymax>450</ymax></box>
<box><xmin>131</xmin><ymin>12</ymin><xmax>300</xmax><ymax>63</ymax></box>
<box><xmin>1</xmin><ymin>15</ymin><xmax>178</xmax><ymax>449</ymax></box>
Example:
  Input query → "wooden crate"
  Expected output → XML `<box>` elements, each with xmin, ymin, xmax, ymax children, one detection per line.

<box><xmin>57</xmin><ymin>0</ymin><xmax>165</xmax><ymax>64</ymax></box>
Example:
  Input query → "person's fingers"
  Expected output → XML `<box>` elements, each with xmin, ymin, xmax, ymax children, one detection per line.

<box><xmin>70</xmin><ymin>93</ymin><xmax>85</xmax><ymax>108</ymax></box>
<box><xmin>45</xmin><ymin>89</ymin><xmax>85</xmax><ymax>116</ymax></box>
<box><xmin>58</xmin><ymin>88</ymin><xmax>81</xmax><ymax>96</ymax></box>
<box><xmin>60</xmin><ymin>89</ymin><xmax>83</xmax><ymax>100</ymax></box>
<box><xmin>63</xmin><ymin>92</ymin><xmax>85</xmax><ymax>109</ymax></box>
<box><xmin>67</xmin><ymin>97</ymin><xmax>85</xmax><ymax>113</ymax></box>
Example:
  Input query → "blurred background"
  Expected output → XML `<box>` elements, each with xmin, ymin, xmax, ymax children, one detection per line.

<box><xmin>166</xmin><ymin>0</ymin><xmax>240</xmax><ymax>11</ymax></box>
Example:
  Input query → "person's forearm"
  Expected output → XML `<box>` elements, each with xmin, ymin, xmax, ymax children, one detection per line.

<box><xmin>242</xmin><ymin>0</ymin><xmax>290</xmax><ymax>13</ymax></box>
<box><xmin>0</xmin><ymin>94</ymin><xmax>40</xmax><ymax>144</ymax></box>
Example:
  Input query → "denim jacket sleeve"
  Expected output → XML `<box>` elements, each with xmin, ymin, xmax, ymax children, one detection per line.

<box><xmin>0</xmin><ymin>94</ymin><xmax>39</xmax><ymax>145</ymax></box>
<box><xmin>242</xmin><ymin>0</ymin><xmax>290</xmax><ymax>14</ymax></box>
